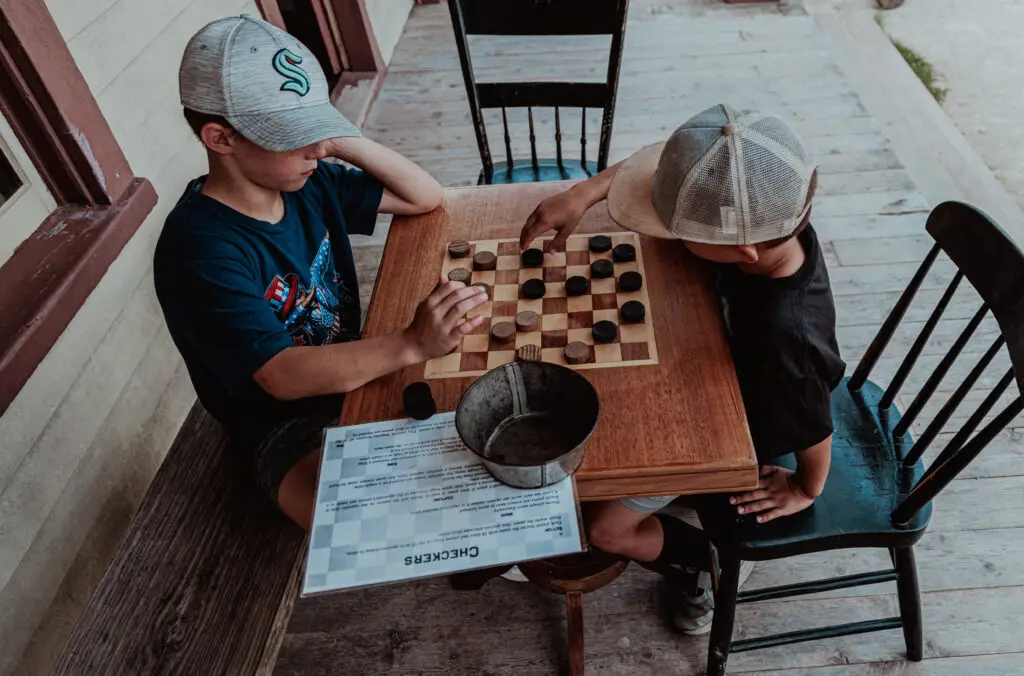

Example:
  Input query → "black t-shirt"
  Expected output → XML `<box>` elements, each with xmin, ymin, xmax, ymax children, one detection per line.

<box><xmin>715</xmin><ymin>225</ymin><xmax>846</xmax><ymax>462</ymax></box>
<box><xmin>154</xmin><ymin>161</ymin><xmax>384</xmax><ymax>446</ymax></box>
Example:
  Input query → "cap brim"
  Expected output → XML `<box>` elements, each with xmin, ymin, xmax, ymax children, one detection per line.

<box><xmin>228</xmin><ymin>102</ymin><xmax>361</xmax><ymax>152</ymax></box>
<box><xmin>607</xmin><ymin>142</ymin><xmax>676</xmax><ymax>239</ymax></box>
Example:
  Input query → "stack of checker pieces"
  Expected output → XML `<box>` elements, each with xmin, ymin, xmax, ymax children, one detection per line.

<box><xmin>424</xmin><ymin>232</ymin><xmax>659</xmax><ymax>379</ymax></box>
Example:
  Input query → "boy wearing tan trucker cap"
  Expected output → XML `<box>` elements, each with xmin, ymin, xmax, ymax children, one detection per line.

<box><xmin>521</xmin><ymin>104</ymin><xmax>846</xmax><ymax>633</ymax></box>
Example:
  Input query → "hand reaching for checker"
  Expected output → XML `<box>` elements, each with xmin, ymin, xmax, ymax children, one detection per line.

<box><xmin>404</xmin><ymin>277</ymin><xmax>487</xmax><ymax>360</ymax></box>
<box><xmin>519</xmin><ymin>186</ymin><xmax>591</xmax><ymax>252</ymax></box>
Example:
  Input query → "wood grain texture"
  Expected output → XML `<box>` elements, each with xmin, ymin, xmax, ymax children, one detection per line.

<box><xmin>342</xmin><ymin>182</ymin><xmax>758</xmax><ymax>500</ymax></box>
<box><xmin>566</xmin><ymin>591</ymin><xmax>585</xmax><ymax>676</ymax></box>
<box><xmin>53</xmin><ymin>404</ymin><xmax>305</xmax><ymax>676</ymax></box>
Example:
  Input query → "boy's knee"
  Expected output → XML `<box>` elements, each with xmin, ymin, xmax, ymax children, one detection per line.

<box><xmin>587</xmin><ymin>518</ymin><xmax>626</xmax><ymax>553</ymax></box>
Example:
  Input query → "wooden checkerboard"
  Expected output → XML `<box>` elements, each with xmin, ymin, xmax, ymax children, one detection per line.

<box><xmin>425</xmin><ymin>232</ymin><xmax>659</xmax><ymax>379</ymax></box>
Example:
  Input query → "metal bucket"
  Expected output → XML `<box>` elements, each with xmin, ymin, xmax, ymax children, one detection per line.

<box><xmin>455</xmin><ymin>361</ymin><xmax>600</xmax><ymax>489</ymax></box>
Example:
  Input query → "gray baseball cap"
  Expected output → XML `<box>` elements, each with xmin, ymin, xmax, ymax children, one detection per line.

<box><xmin>179</xmin><ymin>16</ymin><xmax>359</xmax><ymax>152</ymax></box>
<box><xmin>607</xmin><ymin>104</ymin><xmax>817</xmax><ymax>244</ymax></box>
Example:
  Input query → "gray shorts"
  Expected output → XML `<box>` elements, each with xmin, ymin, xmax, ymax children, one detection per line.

<box><xmin>249</xmin><ymin>395</ymin><xmax>343</xmax><ymax>502</ymax></box>
<box><xmin>619</xmin><ymin>495</ymin><xmax>678</xmax><ymax>514</ymax></box>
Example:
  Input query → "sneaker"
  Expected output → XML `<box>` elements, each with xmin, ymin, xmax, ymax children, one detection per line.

<box><xmin>668</xmin><ymin>560</ymin><xmax>756</xmax><ymax>635</ymax></box>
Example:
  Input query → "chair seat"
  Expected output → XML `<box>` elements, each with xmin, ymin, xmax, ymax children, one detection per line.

<box><xmin>480</xmin><ymin>159</ymin><xmax>598</xmax><ymax>185</ymax></box>
<box><xmin>697</xmin><ymin>379</ymin><xmax>933</xmax><ymax>560</ymax></box>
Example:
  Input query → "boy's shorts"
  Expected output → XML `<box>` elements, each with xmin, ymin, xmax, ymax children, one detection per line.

<box><xmin>247</xmin><ymin>395</ymin><xmax>344</xmax><ymax>503</ymax></box>
<box><xmin>619</xmin><ymin>495</ymin><xmax>678</xmax><ymax>514</ymax></box>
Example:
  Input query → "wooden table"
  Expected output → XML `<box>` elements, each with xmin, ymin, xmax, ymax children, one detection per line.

<box><xmin>341</xmin><ymin>181</ymin><xmax>758</xmax><ymax>498</ymax></box>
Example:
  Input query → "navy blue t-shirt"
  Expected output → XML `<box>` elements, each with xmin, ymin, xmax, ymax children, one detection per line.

<box><xmin>154</xmin><ymin>161</ymin><xmax>384</xmax><ymax>445</ymax></box>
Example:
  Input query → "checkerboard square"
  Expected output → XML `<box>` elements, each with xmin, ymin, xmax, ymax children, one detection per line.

<box><xmin>541</xmin><ymin>330</ymin><xmax>568</xmax><ymax>348</ymax></box>
<box><xmin>498</xmin><ymin>241</ymin><xmax>520</xmax><ymax>256</ymax></box>
<box><xmin>566</xmin><ymin>251</ymin><xmax>589</xmax><ymax>266</ymax></box>
<box><xmin>467</xmin><ymin>301</ymin><xmax>492</xmax><ymax>319</ymax></box>
<box><xmin>566</xmin><ymin>236</ymin><xmax>589</xmax><ymax>251</ymax></box>
<box><xmin>567</xmin><ymin>328</ymin><xmax>594</xmax><ymax>345</ymax></box>
<box><xmin>619</xmin><ymin>323</ymin><xmax>648</xmax><ymax>343</ymax></box>
<box><xmin>474</xmin><ymin>240</ymin><xmax>499</xmax><ymax>254</ymax></box>
<box><xmin>543</xmin><ymin>267</ymin><xmax>567</xmax><ymax>283</ymax></box>
<box><xmin>496</xmin><ymin>269</ymin><xmax>519</xmax><ymax>285</ymax></box>
<box><xmin>493</xmin><ymin>285</ymin><xmax>519</xmax><ymax>301</ymax></box>
<box><xmin>593</xmin><ymin>309</ymin><xmax>618</xmax><ymax>324</ymax></box>
<box><xmin>461</xmin><ymin>351</ymin><xmax>488</xmax><ymax>371</ymax></box>
<box><xmin>487</xmin><ymin>350</ymin><xmax>516</xmax><ymax>369</ymax></box>
<box><xmin>591</xmin><ymin>277</ymin><xmax>615</xmax><ymax>295</ymax></box>
<box><xmin>463</xmin><ymin>333</ymin><xmax>489</xmax><ymax>352</ymax></box>
<box><xmin>542</xmin><ymin>313</ymin><xmax>568</xmax><ymax>331</ymax></box>
<box><xmin>517</xmin><ymin>298</ymin><xmax>543</xmax><ymax>314</ymax></box>
<box><xmin>592</xmin><ymin>293</ymin><xmax>617</xmax><ymax>310</ymax></box>
<box><xmin>471</xmin><ymin>270</ymin><xmax>496</xmax><ymax>285</ymax></box>
<box><xmin>492</xmin><ymin>300</ymin><xmax>518</xmax><ymax>316</ymax></box>
<box><xmin>546</xmin><ymin>283</ymin><xmax>566</xmax><ymax>298</ymax></box>
<box><xmin>543</xmin><ymin>251</ymin><xmax>566</xmax><ymax>268</ymax></box>
<box><xmin>616</xmin><ymin>291</ymin><xmax>644</xmax><ymax>307</ymax></box>
<box><xmin>567</xmin><ymin>295</ymin><xmax>593</xmax><ymax>313</ymax></box>
<box><xmin>515</xmin><ymin>331</ymin><xmax>542</xmax><ymax>349</ymax></box>
<box><xmin>469</xmin><ymin>316</ymin><xmax>492</xmax><ymax>335</ymax></box>
<box><xmin>519</xmin><ymin>268</ymin><xmax>543</xmax><ymax>283</ymax></box>
<box><xmin>432</xmin><ymin>352</ymin><xmax>462</xmax><ymax>373</ymax></box>
<box><xmin>489</xmin><ymin>333</ymin><xmax>516</xmax><ymax>351</ymax></box>
<box><xmin>621</xmin><ymin>342</ymin><xmax>650</xmax><ymax>361</ymax></box>
<box><xmin>566</xmin><ymin>265</ymin><xmax>590</xmax><ymax>279</ymax></box>
<box><xmin>543</xmin><ymin>298</ymin><xmax>567</xmax><ymax>315</ymax></box>
<box><xmin>594</xmin><ymin>343</ymin><xmax>622</xmax><ymax>362</ymax></box>
<box><xmin>542</xmin><ymin>347</ymin><xmax>568</xmax><ymax>365</ymax></box>
<box><xmin>568</xmin><ymin>311</ymin><xmax>593</xmax><ymax>329</ymax></box>
<box><xmin>614</xmin><ymin>261</ymin><xmax>639</xmax><ymax>275</ymax></box>
<box><xmin>612</xmin><ymin>233</ymin><xmax>633</xmax><ymax>247</ymax></box>
<box><xmin>497</xmin><ymin>255</ymin><xmax>519</xmax><ymax>271</ymax></box>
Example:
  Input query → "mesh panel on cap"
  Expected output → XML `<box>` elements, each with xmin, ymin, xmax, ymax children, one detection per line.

<box><xmin>653</xmin><ymin>125</ymin><xmax>726</xmax><ymax>227</ymax></box>
<box><xmin>673</xmin><ymin>139</ymin><xmax>737</xmax><ymax>238</ymax></box>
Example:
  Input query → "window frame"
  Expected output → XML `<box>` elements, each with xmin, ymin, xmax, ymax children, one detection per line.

<box><xmin>0</xmin><ymin>1</ymin><xmax>157</xmax><ymax>415</ymax></box>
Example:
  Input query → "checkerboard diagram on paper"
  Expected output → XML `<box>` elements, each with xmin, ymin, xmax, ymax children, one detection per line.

<box><xmin>303</xmin><ymin>412</ymin><xmax>584</xmax><ymax>595</ymax></box>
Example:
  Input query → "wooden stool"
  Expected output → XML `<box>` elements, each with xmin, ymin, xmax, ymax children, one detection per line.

<box><xmin>450</xmin><ymin>549</ymin><xmax>628</xmax><ymax>676</ymax></box>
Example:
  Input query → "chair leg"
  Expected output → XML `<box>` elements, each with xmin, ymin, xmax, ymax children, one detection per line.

<box><xmin>566</xmin><ymin>591</ymin><xmax>585</xmax><ymax>676</ymax></box>
<box><xmin>707</xmin><ymin>553</ymin><xmax>741</xmax><ymax>676</ymax></box>
<box><xmin>893</xmin><ymin>546</ymin><xmax>924</xmax><ymax>661</ymax></box>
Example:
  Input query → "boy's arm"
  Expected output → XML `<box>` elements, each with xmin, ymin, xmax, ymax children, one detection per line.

<box><xmin>325</xmin><ymin>136</ymin><xmax>443</xmax><ymax>215</ymax></box>
<box><xmin>519</xmin><ymin>160</ymin><xmax>623</xmax><ymax>251</ymax></box>
<box><xmin>254</xmin><ymin>280</ymin><xmax>485</xmax><ymax>400</ymax></box>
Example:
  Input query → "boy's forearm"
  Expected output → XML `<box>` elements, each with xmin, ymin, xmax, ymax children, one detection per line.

<box><xmin>328</xmin><ymin>136</ymin><xmax>442</xmax><ymax>213</ymax></box>
<box><xmin>254</xmin><ymin>330</ymin><xmax>422</xmax><ymax>400</ymax></box>
<box><xmin>792</xmin><ymin>436</ymin><xmax>832</xmax><ymax>498</ymax></box>
<box><xmin>572</xmin><ymin>160</ymin><xmax>622</xmax><ymax>208</ymax></box>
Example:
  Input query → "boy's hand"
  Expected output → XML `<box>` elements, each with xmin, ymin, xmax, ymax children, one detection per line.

<box><xmin>730</xmin><ymin>465</ymin><xmax>815</xmax><ymax>524</ymax></box>
<box><xmin>519</xmin><ymin>186</ymin><xmax>592</xmax><ymax>252</ymax></box>
<box><xmin>404</xmin><ymin>277</ymin><xmax>487</xmax><ymax>360</ymax></box>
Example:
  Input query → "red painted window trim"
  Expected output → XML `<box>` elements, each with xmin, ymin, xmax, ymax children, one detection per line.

<box><xmin>0</xmin><ymin>1</ymin><xmax>158</xmax><ymax>415</ymax></box>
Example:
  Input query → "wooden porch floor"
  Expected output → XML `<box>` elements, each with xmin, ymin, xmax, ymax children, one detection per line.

<box><xmin>280</xmin><ymin>1</ymin><xmax>1024</xmax><ymax>674</ymax></box>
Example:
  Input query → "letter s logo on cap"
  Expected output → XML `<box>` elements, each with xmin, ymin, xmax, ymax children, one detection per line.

<box><xmin>273</xmin><ymin>48</ymin><xmax>310</xmax><ymax>96</ymax></box>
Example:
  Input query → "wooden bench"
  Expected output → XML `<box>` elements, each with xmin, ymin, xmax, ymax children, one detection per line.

<box><xmin>53</xmin><ymin>403</ymin><xmax>305</xmax><ymax>675</ymax></box>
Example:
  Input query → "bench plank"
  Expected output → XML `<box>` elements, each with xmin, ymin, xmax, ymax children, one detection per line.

<box><xmin>53</xmin><ymin>404</ymin><xmax>305</xmax><ymax>675</ymax></box>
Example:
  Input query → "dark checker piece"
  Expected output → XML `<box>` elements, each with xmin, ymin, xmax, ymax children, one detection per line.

<box><xmin>521</xmin><ymin>248</ymin><xmax>544</xmax><ymax>268</ymax></box>
<box><xmin>621</xmin><ymin>300</ymin><xmax>646</xmax><ymax>324</ymax></box>
<box><xmin>589</xmin><ymin>235</ymin><xmax>612</xmax><ymax>253</ymax></box>
<box><xmin>565</xmin><ymin>276</ymin><xmax>589</xmax><ymax>296</ymax></box>
<box><xmin>590</xmin><ymin>259</ymin><xmax>614</xmax><ymax>279</ymax></box>
<box><xmin>522</xmin><ymin>279</ymin><xmax>547</xmax><ymax>299</ymax></box>
<box><xmin>618</xmin><ymin>271</ymin><xmax>643</xmax><ymax>292</ymax></box>
<box><xmin>612</xmin><ymin>243</ymin><xmax>636</xmax><ymax>263</ymax></box>
<box><xmin>448</xmin><ymin>240</ymin><xmax>471</xmax><ymax>258</ymax></box>
<box><xmin>473</xmin><ymin>251</ymin><xmax>498</xmax><ymax>271</ymax></box>
<box><xmin>403</xmin><ymin>382</ymin><xmax>436</xmax><ymax>420</ymax></box>
<box><xmin>592</xmin><ymin>320</ymin><xmax>618</xmax><ymax>344</ymax></box>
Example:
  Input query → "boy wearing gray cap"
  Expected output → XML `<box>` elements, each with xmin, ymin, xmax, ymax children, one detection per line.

<box><xmin>521</xmin><ymin>104</ymin><xmax>845</xmax><ymax>633</ymax></box>
<box><xmin>155</xmin><ymin>17</ymin><xmax>486</xmax><ymax>531</ymax></box>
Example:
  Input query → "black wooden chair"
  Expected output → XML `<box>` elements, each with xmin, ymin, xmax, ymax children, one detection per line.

<box><xmin>447</xmin><ymin>0</ymin><xmax>629</xmax><ymax>185</ymax></box>
<box><xmin>696</xmin><ymin>201</ymin><xmax>1024</xmax><ymax>675</ymax></box>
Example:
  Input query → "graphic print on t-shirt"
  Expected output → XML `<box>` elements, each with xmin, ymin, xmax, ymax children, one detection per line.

<box><xmin>263</xmin><ymin>234</ymin><xmax>354</xmax><ymax>346</ymax></box>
